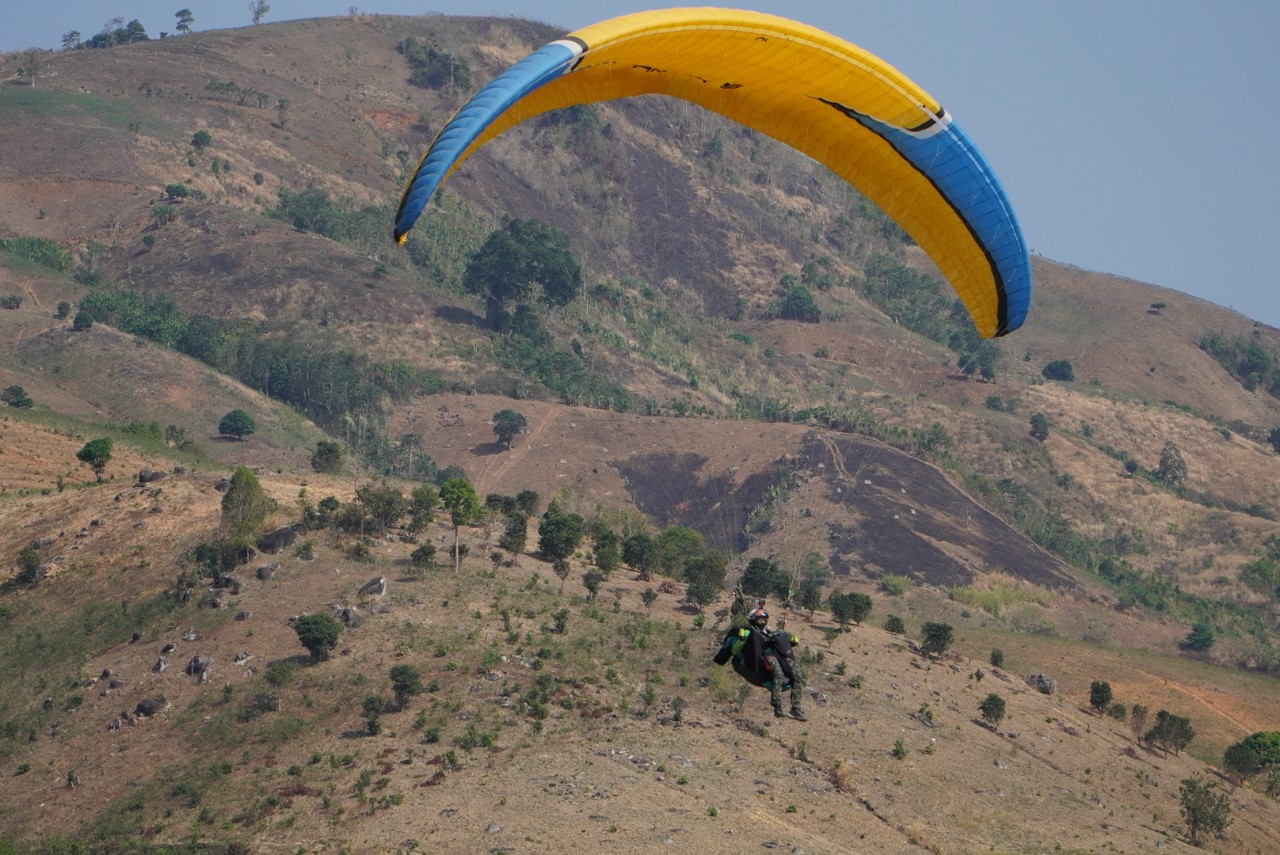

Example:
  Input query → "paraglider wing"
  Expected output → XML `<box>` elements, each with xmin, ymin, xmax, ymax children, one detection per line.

<box><xmin>393</xmin><ymin>8</ymin><xmax>1031</xmax><ymax>337</ymax></box>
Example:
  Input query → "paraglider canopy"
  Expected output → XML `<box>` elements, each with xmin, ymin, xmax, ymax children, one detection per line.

<box><xmin>394</xmin><ymin>7</ymin><xmax>1031</xmax><ymax>338</ymax></box>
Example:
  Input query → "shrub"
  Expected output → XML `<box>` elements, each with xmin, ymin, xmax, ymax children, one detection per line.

<box><xmin>72</xmin><ymin>310</ymin><xmax>94</xmax><ymax>331</ymax></box>
<box><xmin>16</xmin><ymin>546</ymin><xmax>43</xmax><ymax>585</ymax></box>
<box><xmin>1042</xmin><ymin>360</ymin><xmax>1074</xmax><ymax>381</ymax></box>
<box><xmin>294</xmin><ymin>612</ymin><xmax>342</xmax><ymax>661</ymax></box>
<box><xmin>978</xmin><ymin>693</ymin><xmax>1006</xmax><ymax>728</ymax></box>
<box><xmin>883</xmin><ymin>615</ymin><xmax>905</xmax><ymax>634</ymax></box>
<box><xmin>409</xmin><ymin>542</ymin><xmax>436</xmax><ymax>568</ymax></box>
<box><xmin>2</xmin><ymin>385</ymin><xmax>33</xmax><ymax>408</ymax></box>
<box><xmin>311</xmin><ymin>440</ymin><xmax>343</xmax><ymax>473</ymax></box>
<box><xmin>989</xmin><ymin>648</ymin><xmax>1005</xmax><ymax>668</ymax></box>
<box><xmin>920</xmin><ymin>622</ymin><xmax>954</xmax><ymax>657</ymax></box>
<box><xmin>879</xmin><ymin>574</ymin><xmax>911</xmax><ymax>596</ymax></box>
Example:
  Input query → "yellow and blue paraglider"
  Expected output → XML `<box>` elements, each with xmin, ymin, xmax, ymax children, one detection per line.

<box><xmin>393</xmin><ymin>7</ymin><xmax>1031</xmax><ymax>337</ymax></box>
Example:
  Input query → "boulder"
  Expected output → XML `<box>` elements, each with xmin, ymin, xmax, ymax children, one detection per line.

<box><xmin>134</xmin><ymin>697</ymin><xmax>166</xmax><ymax>717</ymax></box>
<box><xmin>186</xmin><ymin>655</ymin><xmax>213</xmax><ymax>682</ymax></box>
<box><xmin>138</xmin><ymin>468</ymin><xmax>168</xmax><ymax>484</ymax></box>
<box><xmin>1026</xmin><ymin>673</ymin><xmax>1058</xmax><ymax>695</ymax></box>
<box><xmin>358</xmin><ymin>576</ymin><xmax>387</xmax><ymax>597</ymax></box>
<box><xmin>256</xmin><ymin>562</ymin><xmax>280</xmax><ymax>581</ymax></box>
<box><xmin>257</xmin><ymin>526</ymin><xmax>298</xmax><ymax>555</ymax></box>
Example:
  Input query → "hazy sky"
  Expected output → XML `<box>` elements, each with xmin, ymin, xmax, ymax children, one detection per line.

<box><xmin>6</xmin><ymin>2</ymin><xmax>1279</xmax><ymax>327</ymax></box>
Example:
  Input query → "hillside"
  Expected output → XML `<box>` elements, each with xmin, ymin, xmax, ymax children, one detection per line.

<box><xmin>1</xmin><ymin>14</ymin><xmax>1279</xmax><ymax>852</ymax></box>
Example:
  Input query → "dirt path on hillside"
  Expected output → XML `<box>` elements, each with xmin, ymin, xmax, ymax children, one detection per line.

<box><xmin>1131</xmin><ymin>667</ymin><xmax>1260</xmax><ymax>734</ymax></box>
<box><xmin>474</xmin><ymin>406</ymin><xmax>558</xmax><ymax>496</ymax></box>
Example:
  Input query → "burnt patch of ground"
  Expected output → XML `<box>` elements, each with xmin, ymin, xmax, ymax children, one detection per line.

<box><xmin>615</xmin><ymin>451</ymin><xmax>776</xmax><ymax>553</ymax></box>
<box><xmin>800</xmin><ymin>433</ymin><xmax>1080</xmax><ymax>591</ymax></box>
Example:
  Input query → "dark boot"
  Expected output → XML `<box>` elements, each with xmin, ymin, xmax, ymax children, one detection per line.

<box><xmin>789</xmin><ymin>707</ymin><xmax>808</xmax><ymax>721</ymax></box>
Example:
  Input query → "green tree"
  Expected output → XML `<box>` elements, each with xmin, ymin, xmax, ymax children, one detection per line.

<box><xmin>498</xmin><ymin>511</ymin><xmax>528</xmax><ymax>558</ymax></box>
<box><xmin>362</xmin><ymin>695</ymin><xmax>386</xmax><ymax>735</ymax></box>
<box><xmin>2</xmin><ymin>385</ymin><xmax>33</xmax><ymax>408</ymax></box>
<box><xmin>355</xmin><ymin>481</ymin><xmax>407</xmax><ymax>535</ymax></box>
<box><xmin>621</xmin><ymin>532</ymin><xmax>659</xmax><ymax>581</ymax></box>
<box><xmin>407</xmin><ymin>484</ymin><xmax>439</xmax><ymax>532</ymax></box>
<box><xmin>515</xmin><ymin>489</ymin><xmax>540</xmax><ymax>516</ymax></box>
<box><xmin>492</xmin><ymin>408</ymin><xmax>528</xmax><ymax>449</ymax></box>
<box><xmin>978</xmin><ymin>692</ymin><xmax>1006</xmax><ymax>729</ymax></box>
<box><xmin>591</xmin><ymin>527</ymin><xmax>621</xmax><ymax>576</ymax></box>
<box><xmin>16</xmin><ymin>546</ymin><xmax>43</xmax><ymax>585</ymax></box>
<box><xmin>218</xmin><ymin>409</ymin><xmax>255</xmax><ymax>441</ymax></box>
<box><xmin>1222</xmin><ymin>731</ymin><xmax>1280</xmax><ymax>784</ymax></box>
<box><xmin>1155</xmin><ymin>442</ymin><xmax>1188</xmax><ymax>488</ymax></box>
<box><xmin>76</xmin><ymin>437</ymin><xmax>113</xmax><ymax>481</ymax></box>
<box><xmin>16</xmin><ymin>48</ymin><xmax>43</xmax><ymax>87</ymax></box>
<box><xmin>1042</xmin><ymin>359</ymin><xmax>1074</xmax><ymax>381</ymax></box>
<box><xmin>796</xmin><ymin>577</ymin><xmax>824</xmax><ymax>616</ymax></box>
<box><xmin>439</xmin><ymin>477</ymin><xmax>480</xmax><ymax>571</ymax></box>
<box><xmin>1179</xmin><ymin>775</ymin><xmax>1231</xmax><ymax>846</ymax></box>
<box><xmin>190</xmin><ymin>129</ymin><xmax>212</xmax><ymax>149</ymax></box>
<box><xmin>1029</xmin><ymin>412</ymin><xmax>1050</xmax><ymax>442</ymax></box>
<box><xmin>740</xmin><ymin>557</ymin><xmax>790</xmax><ymax>601</ymax></box>
<box><xmin>920</xmin><ymin>622</ymin><xmax>954</xmax><ymax>657</ymax></box>
<box><xmin>389</xmin><ymin>664</ymin><xmax>424</xmax><ymax>710</ymax></box>
<box><xmin>539</xmin><ymin>506</ymin><xmax>585</xmax><ymax>565</ymax></box>
<box><xmin>1223</xmin><ymin>739</ymin><xmax>1264</xmax><ymax>784</ymax></box>
<box><xmin>1089</xmin><ymin>680</ymin><xmax>1113</xmax><ymax>716</ymax></box>
<box><xmin>463</xmin><ymin>219</ymin><xmax>582</xmax><ymax>331</ymax></box>
<box><xmin>249</xmin><ymin>1</ymin><xmax>271</xmax><ymax>25</ymax></box>
<box><xmin>1130</xmin><ymin>704</ymin><xmax>1150</xmax><ymax>744</ymax></box>
<box><xmin>1146</xmin><ymin>709</ymin><xmax>1195</xmax><ymax>755</ymax></box>
<box><xmin>777</xmin><ymin>281</ymin><xmax>820</xmax><ymax>322</ymax></box>
<box><xmin>294</xmin><ymin>612</ymin><xmax>342</xmax><ymax>661</ymax></box>
<box><xmin>220</xmin><ymin>465</ymin><xmax>275</xmax><ymax>547</ymax></box>
<box><xmin>311</xmin><ymin>440</ymin><xmax>343</xmax><ymax>473</ymax></box>
<box><xmin>174</xmin><ymin>8</ymin><xmax>194</xmax><ymax>34</ymax></box>
<box><xmin>1182</xmin><ymin>621</ymin><xmax>1215</xmax><ymax>651</ymax></box>
<box><xmin>72</xmin><ymin>310</ymin><xmax>94</xmax><ymax>331</ymax></box>
<box><xmin>828</xmin><ymin>590</ymin><xmax>873</xmax><ymax>628</ymax></box>
<box><xmin>684</xmin><ymin>550</ymin><xmax>728</xmax><ymax>611</ymax></box>
<box><xmin>640</xmin><ymin>587</ymin><xmax>658</xmax><ymax>612</ymax></box>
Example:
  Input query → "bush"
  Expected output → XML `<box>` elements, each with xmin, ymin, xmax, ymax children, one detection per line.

<box><xmin>1042</xmin><ymin>360</ymin><xmax>1074</xmax><ymax>381</ymax></box>
<box><xmin>920</xmin><ymin>622</ymin><xmax>954</xmax><ymax>657</ymax></box>
<box><xmin>409</xmin><ymin>542</ymin><xmax>436</xmax><ymax>568</ymax></box>
<box><xmin>989</xmin><ymin>648</ymin><xmax>1005</xmax><ymax>668</ymax></box>
<box><xmin>311</xmin><ymin>440</ymin><xmax>343</xmax><ymax>473</ymax></box>
<box><xmin>1182</xmin><ymin>621</ymin><xmax>1215</xmax><ymax>651</ymax></box>
<box><xmin>978</xmin><ymin>693</ymin><xmax>1006</xmax><ymax>728</ymax></box>
<box><xmin>879</xmin><ymin>574</ymin><xmax>911</xmax><ymax>596</ymax></box>
<box><xmin>16</xmin><ymin>546</ymin><xmax>43</xmax><ymax>585</ymax></box>
<box><xmin>883</xmin><ymin>615</ymin><xmax>905</xmax><ymax>634</ymax></box>
<box><xmin>294</xmin><ymin>612</ymin><xmax>342</xmax><ymax>661</ymax></box>
<box><xmin>72</xmin><ymin>310</ymin><xmax>94</xmax><ymax>331</ymax></box>
<box><xmin>2</xmin><ymin>385</ymin><xmax>33</xmax><ymax>409</ymax></box>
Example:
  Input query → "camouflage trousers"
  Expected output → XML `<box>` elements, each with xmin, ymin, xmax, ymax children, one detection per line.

<box><xmin>764</xmin><ymin>653</ymin><xmax>804</xmax><ymax>713</ymax></box>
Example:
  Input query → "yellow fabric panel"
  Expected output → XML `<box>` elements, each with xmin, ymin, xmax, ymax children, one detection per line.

<box><xmin>442</xmin><ymin>8</ymin><xmax>1001</xmax><ymax>335</ymax></box>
